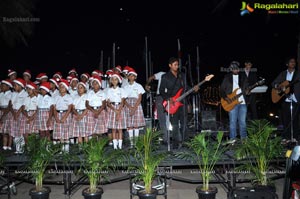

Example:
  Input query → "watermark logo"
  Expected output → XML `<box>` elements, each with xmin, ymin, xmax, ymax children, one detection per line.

<box><xmin>240</xmin><ymin>1</ymin><xmax>254</xmax><ymax>16</ymax></box>
<box><xmin>240</xmin><ymin>1</ymin><xmax>299</xmax><ymax>15</ymax></box>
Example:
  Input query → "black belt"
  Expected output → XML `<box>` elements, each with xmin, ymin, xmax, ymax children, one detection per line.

<box><xmin>57</xmin><ymin>110</ymin><xmax>67</xmax><ymax>113</ymax></box>
<box><xmin>110</xmin><ymin>102</ymin><xmax>121</xmax><ymax>105</ymax></box>
<box><xmin>26</xmin><ymin>110</ymin><xmax>36</xmax><ymax>112</ymax></box>
<box><xmin>76</xmin><ymin>109</ymin><xmax>86</xmax><ymax>112</ymax></box>
<box><xmin>92</xmin><ymin>106</ymin><xmax>101</xmax><ymax>110</ymax></box>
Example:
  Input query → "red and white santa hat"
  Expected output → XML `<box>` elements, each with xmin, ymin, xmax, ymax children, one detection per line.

<box><xmin>13</xmin><ymin>78</ymin><xmax>26</xmax><ymax>88</ymax></box>
<box><xmin>8</xmin><ymin>69</ymin><xmax>17</xmax><ymax>77</ymax></box>
<box><xmin>92</xmin><ymin>75</ymin><xmax>102</xmax><ymax>87</ymax></box>
<box><xmin>91</xmin><ymin>70</ymin><xmax>100</xmax><ymax>76</ymax></box>
<box><xmin>49</xmin><ymin>78</ymin><xmax>59</xmax><ymax>88</ymax></box>
<box><xmin>77</xmin><ymin>81</ymin><xmax>88</xmax><ymax>89</ymax></box>
<box><xmin>70</xmin><ymin>75</ymin><xmax>79</xmax><ymax>83</ymax></box>
<box><xmin>39</xmin><ymin>82</ymin><xmax>51</xmax><ymax>93</ymax></box>
<box><xmin>59</xmin><ymin>79</ymin><xmax>70</xmax><ymax>90</ymax></box>
<box><xmin>122</xmin><ymin>66</ymin><xmax>132</xmax><ymax>74</ymax></box>
<box><xmin>1</xmin><ymin>79</ymin><xmax>13</xmax><ymax>88</ymax></box>
<box><xmin>114</xmin><ymin>65</ymin><xmax>122</xmax><ymax>73</ymax></box>
<box><xmin>26</xmin><ymin>81</ymin><xmax>37</xmax><ymax>90</ymax></box>
<box><xmin>36</xmin><ymin>73</ymin><xmax>48</xmax><ymax>80</ymax></box>
<box><xmin>110</xmin><ymin>72</ymin><xmax>122</xmax><ymax>83</ymax></box>
<box><xmin>127</xmin><ymin>68</ymin><xmax>137</xmax><ymax>77</ymax></box>
<box><xmin>68</xmin><ymin>68</ymin><xmax>77</xmax><ymax>75</ymax></box>
<box><xmin>105</xmin><ymin>69</ymin><xmax>113</xmax><ymax>77</ymax></box>
<box><xmin>80</xmin><ymin>73</ymin><xmax>90</xmax><ymax>80</ymax></box>
<box><xmin>23</xmin><ymin>70</ymin><xmax>32</xmax><ymax>78</ymax></box>
<box><xmin>53</xmin><ymin>72</ymin><xmax>62</xmax><ymax>80</ymax></box>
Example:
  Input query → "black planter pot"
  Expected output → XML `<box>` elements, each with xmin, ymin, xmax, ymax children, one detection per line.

<box><xmin>82</xmin><ymin>187</ymin><xmax>103</xmax><ymax>199</ymax></box>
<box><xmin>137</xmin><ymin>189</ymin><xmax>158</xmax><ymax>199</ymax></box>
<box><xmin>254</xmin><ymin>184</ymin><xmax>276</xmax><ymax>193</ymax></box>
<box><xmin>29</xmin><ymin>186</ymin><xmax>51</xmax><ymax>199</ymax></box>
<box><xmin>196</xmin><ymin>186</ymin><xmax>218</xmax><ymax>199</ymax></box>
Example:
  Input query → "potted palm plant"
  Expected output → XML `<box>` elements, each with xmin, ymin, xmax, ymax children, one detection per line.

<box><xmin>234</xmin><ymin>119</ymin><xmax>283</xmax><ymax>196</ymax></box>
<box><xmin>26</xmin><ymin>134</ymin><xmax>59</xmax><ymax>199</ymax></box>
<box><xmin>81</xmin><ymin>137</ymin><xmax>123</xmax><ymax>199</ymax></box>
<box><xmin>131</xmin><ymin>128</ymin><xmax>167</xmax><ymax>199</ymax></box>
<box><xmin>177</xmin><ymin>131</ymin><xmax>226</xmax><ymax>199</ymax></box>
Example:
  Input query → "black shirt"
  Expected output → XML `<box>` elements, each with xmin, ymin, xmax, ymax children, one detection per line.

<box><xmin>159</xmin><ymin>71</ymin><xmax>184</xmax><ymax>100</ymax></box>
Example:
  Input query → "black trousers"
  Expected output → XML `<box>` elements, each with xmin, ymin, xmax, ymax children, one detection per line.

<box><xmin>169</xmin><ymin>106</ymin><xmax>184</xmax><ymax>147</ymax></box>
<box><xmin>281</xmin><ymin>101</ymin><xmax>300</xmax><ymax>140</ymax></box>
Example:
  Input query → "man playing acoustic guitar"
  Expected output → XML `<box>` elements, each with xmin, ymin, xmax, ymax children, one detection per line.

<box><xmin>271</xmin><ymin>57</ymin><xmax>300</xmax><ymax>144</ymax></box>
<box><xmin>220</xmin><ymin>61</ymin><xmax>249</xmax><ymax>144</ymax></box>
<box><xmin>159</xmin><ymin>57</ymin><xmax>199</xmax><ymax>149</ymax></box>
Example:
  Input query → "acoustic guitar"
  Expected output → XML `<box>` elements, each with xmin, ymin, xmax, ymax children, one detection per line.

<box><xmin>162</xmin><ymin>74</ymin><xmax>214</xmax><ymax>114</ymax></box>
<box><xmin>221</xmin><ymin>78</ymin><xmax>265</xmax><ymax>112</ymax></box>
<box><xmin>271</xmin><ymin>80</ymin><xmax>299</xmax><ymax>103</ymax></box>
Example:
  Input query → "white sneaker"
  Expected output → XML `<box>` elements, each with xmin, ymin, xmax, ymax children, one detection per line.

<box><xmin>3</xmin><ymin>146</ymin><xmax>7</xmax><ymax>150</ymax></box>
<box><xmin>227</xmin><ymin>139</ymin><xmax>236</xmax><ymax>144</ymax></box>
<box><xmin>7</xmin><ymin>147</ymin><xmax>12</xmax><ymax>150</ymax></box>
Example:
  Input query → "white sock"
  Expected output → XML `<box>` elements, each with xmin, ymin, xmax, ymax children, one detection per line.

<box><xmin>118</xmin><ymin>139</ymin><xmax>123</xmax><ymax>149</ymax></box>
<box><xmin>128</xmin><ymin>130</ymin><xmax>134</xmax><ymax>145</ymax></box>
<box><xmin>134</xmin><ymin>129</ymin><xmax>139</xmax><ymax>137</ymax></box>
<box><xmin>113</xmin><ymin>139</ymin><xmax>118</xmax><ymax>149</ymax></box>
<box><xmin>70</xmin><ymin>138</ymin><xmax>75</xmax><ymax>144</ymax></box>
<box><xmin>53</xmin><ymin>141</ymin><xmax>57</xmax><ymax>145</ymax></box>
<box><xmin>64</xmin><ymin>142</ymin><xmax>70</xmax><ymax>152</ymax></box>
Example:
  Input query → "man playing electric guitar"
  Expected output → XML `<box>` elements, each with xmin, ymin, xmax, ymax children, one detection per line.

<box><xmin>220</xmin><ymin>61</ymin><xmax>249</xmax><ymax>143</ymax></box>
<box><xmin>159</xmin><ymin>57</ymin><xmax>199</xmax><ymax>149</ymax></box>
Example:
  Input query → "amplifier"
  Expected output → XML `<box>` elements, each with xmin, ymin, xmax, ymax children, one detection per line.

<box><xmin>201</xmin><ymin>110</ymin><xmax>217</xmax><ymax>130</ymax></box>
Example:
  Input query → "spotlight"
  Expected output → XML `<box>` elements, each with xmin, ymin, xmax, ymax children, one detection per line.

<box><xmin>269</xmin><ymin>113</ymin><xmax>274</xmax><ymax>117</ymax></box>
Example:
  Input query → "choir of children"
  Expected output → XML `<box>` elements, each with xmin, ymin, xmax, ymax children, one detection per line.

<box><xmin>0</xmin><ymin>65</ymin><xmax>146</xmax><ymax>153</ymax></box>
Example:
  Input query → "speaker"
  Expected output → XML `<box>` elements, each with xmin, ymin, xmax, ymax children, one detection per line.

<box><xmin>201</xmin><ymin>110</ymin><xmax>217</xmax><ymax>130</ymax></box>
<box><xmin>229</xmin><ymin>187</ymin><xmax>278</xmax><ymax>199</ymax></box>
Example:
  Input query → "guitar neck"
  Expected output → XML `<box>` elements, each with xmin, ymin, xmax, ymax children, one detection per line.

<box><xmin>177</xmin><ymin>80</ymin><xmax>206</xmax><ymax>102</ymax></box>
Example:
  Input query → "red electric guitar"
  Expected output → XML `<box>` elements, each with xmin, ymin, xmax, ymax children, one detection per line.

<box><xmin>162</xmin><ymin>74</ymin><xmax>214</xmax><ymax>114</ymax></box>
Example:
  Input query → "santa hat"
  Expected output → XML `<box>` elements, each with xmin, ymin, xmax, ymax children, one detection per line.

<box><xmin>26</xmin><ymin>81</ymin><xmax>37</xmax><ymax>90</ymax></box>
<box><xmin>49</xmin><ymin>78</ymin><xmax>59</xmax><ymax>88</ymax></box>
<box><xmin>127</xmin><ymin>68</ymin><xmax>137</xmax><ymax>77</ymax></box>
<box><xmin>59</xmin><ymin>79</ymin><xmax>70</xmax><ymax>90</ymax></box>
<box><xmin>110</xmin><ymin>73</ymin><xmax>122</xmax><ymax>83</ymax></box>
<box><xmin>78</xmin><ymin>81</ymin><xmax>87</xmax><ymax>89</ymax></box>
<box><xmin>68</xmin><ymin>68</ymin><xmax>77</xmax><ymax>75</ymax></box>
<box><xmin>39</xmin><ymin>82</ymin><xmax>51</xmax><ymax>93</ymax></box>
<box><xmin>105</xmin><ymin>69</ymin><xmax>113</xmax><ymax>77</ymax></box>
<box><xmin>115</xmin><ymin>65</ymin><xmax>122</xmax><ymax>73</ymax></box>
<box><xmin>53</xmin><ymin>72</ymin><xmax>62</xmax><ymax>79</ymax></box>
<box><xmin>91</xmin><ymin>70</ymin><xmax>100</xmax><ymax>76</ymax></box>
<box><xmin>122</xmin><ymin>66</ymin><xmax>132</xmax><ymax>74</ymax></box>
<box><xmin>8</xmin><ymin>69</ymin><xmax>17</xmax><ymax>77</ymax></box>
<box><xmin>81</xmin><ymin>73</ymin><xmax>90</xmax><ymax>80</ymax></box>
<box><xmin>23</xmin><ymin>70</ymin><xmax>32</xmax><ymax>78</ymax></box>
<box><xmin>66</xmin><ymin>75</ymin><xmax>73</xmax><ymax>82</ymax></box>
<box><xmin>70</xmin><ymin>76</ymin><xmax>79</xmax><ymax>83</ymax></box>
<box><xmin>92</xmin><ymin>75</ymin><xmax>102</xmax><ymax>87</ymax></box>
<box><xmin>1</xmin><ymin>79</ymin><xmax>13</xmax><ymax>88</ymax></box>
<box><xmin>33</xmin><ymin>80</ymin><xmax>40</xmax><ymax>85</ymax></box>
<box><xmin>36</xmin><ymin>73</ymin><xmax>48</xmax><ymax>80</ymax></box>
<box><xmin>13</xmin><ymin>78</ymin><xmax>26</xmax><ymax>88</ymax></box>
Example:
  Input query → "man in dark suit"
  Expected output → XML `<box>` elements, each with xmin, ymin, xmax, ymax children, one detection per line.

<box><xmin>271</xmin><ymin>57</ymin><xmax>300</xmax><ymax>143</ymax></box>
<box><xmin>240</xmin><ymin>60</ymin><xmax>258</xmax><ymax>120</ymax></box>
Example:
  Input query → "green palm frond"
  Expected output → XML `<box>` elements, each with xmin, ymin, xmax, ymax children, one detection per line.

<box><xmin>235</xmin><ymin>119</ymin><xmax>283</xmax><ymax>186</ymax></box>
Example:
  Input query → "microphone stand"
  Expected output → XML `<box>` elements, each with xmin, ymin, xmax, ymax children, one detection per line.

<box><xmin>167</xmin><ymin>100</ymin><xmax>171</xmax><ymax>152</ymax></box>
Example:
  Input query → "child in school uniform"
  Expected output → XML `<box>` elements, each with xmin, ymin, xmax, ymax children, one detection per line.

<box><xmin>22</xmin><ymin>82</ymin><xmax>38</xmax><ymax>144</ymax></box>
<box><xmin>10</xmin><ymin>78</ymin><xmax>28</xmax><ymax>154</ymax></box>
<box><xmin>0</xmin><ymin>79</ymin><xmax>13</xmax><ymax>150</ymax></box>
<box><xmin>106</xmin><ymin>73</ymin><xmax>127</xmax><ymax>149</ymax></box>
<box><xmin>86</xmin><ymin>76</ymin><xmax>107</xmax><ymax>138</ymax></box>
<box><xmin>35</xmin><ymin>82</ymin><xmax>54</xmax><ymax>140</ymax></box>
<box><xmin>71</xmin><ymin>82</ymin><xmax>88</xmax><ymax>144</ymax></box>
<box><xmin>69</xmin><ymin>75</ymin><xmax>79</xmax><ymax>98</ymax></box>
<box><xmin>52</xmin><ymin>79</ymin><xmax>73</xmax><ymax>152</ymax></box>
<box><xmin>49</xmin><ymin>78</ymin><xmax>60</xmax><ymax>98</ymax></box>
<box><xmin>124</xmin><ymin>68</ymin><xmax>146</xmax><ymax>147</ymax></box>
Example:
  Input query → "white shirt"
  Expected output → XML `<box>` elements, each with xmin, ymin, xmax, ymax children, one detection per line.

<box><xmin>154</xmin><ymin>71</ymin><xmax>166</xmax><ymax>94</ymax></box>
<box><xmin>24</xmin><ymin>95</ymin><xmax>38</xmax><ymax>111</ymax></box>
<box><xmin>232</xmin><ymin>75</ymin><xmax>246</xmax><ymax>105</ymax></box>
<box><xmin>11</xmin><ymin>90</ymin><xmax>28</xmax><ymax>110</ymax></box>
<box><xmin>37</xmin><ymin>94</ymin><xmax>54</xmax><ymax>109</ymax></box>
<box><xmin>0</xmin><ymin>90</ymin><xmax>12</xmax><ymax>108</ymax></box>
<box><xmin>73</xmin><ymin>93</ymin><xmax>88</xmax><ymax>110</ymax></box>
<box><xmin>87</xmin><ymin>90</ymin><xmax>106</xmax><ymax>107</ymax></box>
<box><xmin>50</xmin><ymin>89</ymin><xmax>59</xmax><ymax>98</ymax></box>
<box><xmin>69</xmin><ymin>88</ymin><xmax>78</xmax><ymax>99</ymax></box>
<box><xmin>124</xmin><ymin>82</ymin><xmax>145</xmax><ymax>98</ymax></box>
<box><xmin>53</xmin><ymin>94</ymin><xmax>73</xmax><ymax>111</ymax></box>
<box><xmin>106</xmin><ymin>87</ymin><xmax>127</xmax><ymax>103</ymax></box>
<box><xmin>285</xmin><ymin>70</ymin><xmax>297</xmax><ymax>103</ymax></box>
<box><xmin>121</xmin><ymin>78</ymin><xmax>129</xmax><ymax>88</ymax></box>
